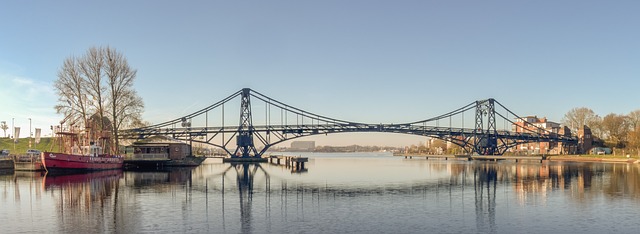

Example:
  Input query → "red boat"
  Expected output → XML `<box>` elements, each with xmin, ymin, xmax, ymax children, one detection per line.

<box><xmin>41</xmin><ymin>128</ymin><xmax>123</xmax><ymax>173</ymax></box>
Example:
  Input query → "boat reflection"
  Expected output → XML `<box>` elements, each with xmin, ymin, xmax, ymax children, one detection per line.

<box><xmin>43</xmin><ymin>170</ymin><xmax>123</xmax><ymax>189</ymax></box>
<box><xmin>123</xmin><ymin>167</ymin><xmax>195</xmax><ymax>188</ymax></box>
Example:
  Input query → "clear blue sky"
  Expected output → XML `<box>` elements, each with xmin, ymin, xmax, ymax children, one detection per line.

<box><xmin>1</xmin><ymin>1</ymin><xmax>639</xmax><ymax>146</ymax></box>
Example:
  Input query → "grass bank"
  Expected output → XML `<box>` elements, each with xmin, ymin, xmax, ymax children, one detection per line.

<box><xmin>0</xmin><ymin>137</ymin><xmax>59</xmax><ymax>155</ymax></box>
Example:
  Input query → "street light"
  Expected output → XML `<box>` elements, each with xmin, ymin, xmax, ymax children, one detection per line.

<box><xmin>12</xmin><ymin>118</ymin><xmax>14</xmax><ymax>151</ymax></box>
<box><xmin>29</xmin><ymin>118</ymin><xmax>32</xmax><ymax>149</ymax></box>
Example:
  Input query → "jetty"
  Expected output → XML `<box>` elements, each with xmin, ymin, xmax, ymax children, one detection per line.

<box><xmin>268</xmin><ymin>155</ymin><xmax>308</xmax><ymax>172</ymax></box>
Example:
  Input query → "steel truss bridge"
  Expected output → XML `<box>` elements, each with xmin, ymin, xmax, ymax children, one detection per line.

<box><xmin>120</xmin><ymin>88</ymin><xmax>577</xmax><ymax>158</ymax></box>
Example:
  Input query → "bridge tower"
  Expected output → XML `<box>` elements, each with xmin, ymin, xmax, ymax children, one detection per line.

<box><xmin>233</xmin><ymin>88</ymin><xmax>259</xmax><ymax>158</ymax></box>
<box><xmin>473</xmin><ymin>98</ymin><xmax>498</xmax><ymax>155</ymax></box>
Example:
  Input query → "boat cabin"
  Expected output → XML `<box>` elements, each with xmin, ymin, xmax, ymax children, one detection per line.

<box><xmin>82</xmin><ymin>144</ymin><xmax>104</xmax><ymax>157</ymax></box>
<box><xmin>125</xmin><ymin>142</ymin><xmax>191</xmax><ymax>161</ymax></box>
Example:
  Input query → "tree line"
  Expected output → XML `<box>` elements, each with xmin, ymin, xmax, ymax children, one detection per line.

<box><xmin>563</xmin><ymin>107</ymin><xmax>640</xmax><ymax>154</ymax></box>
<box><xmin>54</xmin><ymin>46</ymin><xmax>144</xmax><ymax>154</ymax></box>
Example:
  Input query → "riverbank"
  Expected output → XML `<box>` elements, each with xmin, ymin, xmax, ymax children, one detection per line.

<box><xmin>395</xmin><ymin>153</ymin><xmax>640</xmax><ymax>164</ymax></box>
<box><xmin>546</xmin><ymin>155</ymin><xmax>640</xmax><ymax>163</ymax></box>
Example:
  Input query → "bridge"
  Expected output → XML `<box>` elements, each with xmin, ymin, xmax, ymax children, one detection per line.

<box><xmin>119</xmin><ymin>88</ymin><xmax>577</xmax><ymax>158</ymax></box>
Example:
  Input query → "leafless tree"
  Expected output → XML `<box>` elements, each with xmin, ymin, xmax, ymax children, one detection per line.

<box><xmin>104</xmin><ymin>46</ymin><xmax>144</xmax><ymax>153</ymax></box>
<box><xmin>628</xmin><ymin>110</ymin><xmax>640</xmax><ymax>131</ymax></box>
<box><xmin>80</xmin><ymin>46</ymin><xmax>107</xmax><ymax>132</ymax></box>
<box><xmin>627</xmin><ymin>126</ymin><xmax>640</xmax><ymax>156</ymax></box>
<box><xmin>54</xmin><ymin>56</ymin><xmax>91</xmax><ymax>128</ymax></box>
<box><xmin>601</xmin><ymin>113</ymin><xmax>630</xmax><ymax>148</ymax></box>
<box><xmin>562</xmin><ymin>107</ymin><xmax>600</xmax><ymax>135</ymax></box>
<box><xmin>54</xmin><ymin>46</ymin><xmax>144</xmax><ymax>154</ymax></box>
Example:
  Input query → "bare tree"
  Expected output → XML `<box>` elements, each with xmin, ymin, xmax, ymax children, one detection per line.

<box><xmin>628</xmin><ymin>110</ymin><xmax>640</xmax><ymax>130</ymax></box>
<box><xmin>628</xmin><ymin>126</ymin><xmax>640</xmax><ymax>156</ymax></box>
<box><xmin>80</xmin><ymin>46</ymin><xmax>107</xmax><ymax>133</ymax></box>
<box><xmin>0</xmin><ymin>121</ymin><xmax>7</xmax><ymax>137</ymax></box>
<box><xmin>601</xmin><ymin>113</ymin><xmax>630</xmax><ymax>148</ymax></box>
<box><xmin>562</xmin><ymin>107</ymin><xmax>599</xmax><ymax>134</ymax></box>
<box><xmin>54</xmin><ymin>56</ymin><xmax>91</xmax><ymax>128</ymax></box>
<box><xmin>104</xmin><ymin>46</ymin><xmax>144</xmax><ymax>154</ymax></box>
<box><xmin>54</xmin><ymin>46</ymin><xmax>144</xmax><ymax>154</ymax></box>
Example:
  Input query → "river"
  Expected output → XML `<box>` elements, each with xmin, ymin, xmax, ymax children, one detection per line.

<box><xmin>1</xmin><ymin>152</ymin><xmax>639</xmax><ymax>233</ymax></box>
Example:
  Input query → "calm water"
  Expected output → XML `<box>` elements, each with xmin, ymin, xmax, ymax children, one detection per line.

<box><xmin>2</xmin><ymin>152</ymin><xmax>640</xmax><ymax>233</ymax></box>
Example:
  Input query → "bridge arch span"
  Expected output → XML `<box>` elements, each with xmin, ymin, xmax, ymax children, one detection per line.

<box><xmin>120</xmin><ymin>88</ymin><xmax>576</xmax><ymax>157</ymax></box>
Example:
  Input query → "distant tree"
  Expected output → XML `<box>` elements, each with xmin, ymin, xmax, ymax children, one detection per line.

<box><xmin>601</xmin><ymin>113</ymin><xmax>630</xmax><ymax>148</ymax></box>
<box><xmin>0</xmin><ymin>121</ymin><xmax>7</xmax><ymax>137</ymax></box>
<box><xmin>562</xmin><ymin>107</ymin><xmax>600</xmax><ymax>135</ymax></box>
<box><xmin>627</xmin><ymin>126</ymin><xmax>640</xmax><ymax>156</ymax></box>
<box><xmin>628</xmin><ymin>110</ymin><xmax>640</xmax><ymax>131</ymax></box>
<box><xmin>588</xmin><ymin>115</ymin><xmax>604</xmax><ymax>139</ymax></box>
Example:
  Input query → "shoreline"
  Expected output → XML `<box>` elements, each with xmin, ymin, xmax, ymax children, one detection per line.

<box><xmin>546</xmin><ymin>155</ymin><xmax>640</xmax><ymax>164</ymax></box>
<box><xmin>395</xmin><ymin>153</ymin><xmax>640</xmax><ymax>164</ymax></box>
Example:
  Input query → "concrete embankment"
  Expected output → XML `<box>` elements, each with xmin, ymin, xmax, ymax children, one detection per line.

<box><xmin>547</xmin><ymin>155</ymin><xmax>640</xmax><ymax>164</ymax></box>
<box><xmin>395</xmin><ymin>153</ymin><xmax>640</xmax><ymax>164</ymax></box>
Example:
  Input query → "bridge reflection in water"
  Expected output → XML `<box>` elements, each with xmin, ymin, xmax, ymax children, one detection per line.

<box><xmin>1</xmin><ymin>157</ymin><xmax>640</xmax><ymax>233</ymax></box>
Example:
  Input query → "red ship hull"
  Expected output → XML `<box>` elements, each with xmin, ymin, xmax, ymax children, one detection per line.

<box><xmin>41</xmin><ymin>151</ymin><xmax>124</xmax><ymax>172</ymax></box>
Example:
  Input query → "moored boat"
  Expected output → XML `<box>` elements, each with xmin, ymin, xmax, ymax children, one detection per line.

<box><xmin>0</xmin><ymin>156</ymin><xmax>13</xmax><ymax>170</ymax></box>
<box><xmin>41</xmin><ymin>150</ymin><xmax>124</xmax><ymax>173</ymax></box>
<box><xmin>124</xmin><ymin>142</ymin><xmax>205</xmax><ymax>169</ymax></box>
<box><xmin>41</xmin><ymin>129</ymin><xmax>123</xmax><ymax>173</ymax></box>
<box><xmin>13</xmin><ymin>151</ymin><xmax>45</xmax><ymax>171</ymax></box>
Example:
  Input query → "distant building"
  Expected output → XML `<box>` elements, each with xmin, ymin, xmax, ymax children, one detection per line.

<box><xmin>290</xmin><ymin>141</ymin><xmax>315</xmax><ymax>151</ymax></box>
<box><xmin>512</xmin><ymin>116</ymin><xmax>564</xmax><ymax>154</ymax></box>
<box><xmin>512</xmin><ymin>116</ymin><xmax>560</xmax><ymax>134</ymax></box>
<box><xmin>577</xmin><ymin>125</ymin><xmax>593</xmax><ymax>154</ymax></box>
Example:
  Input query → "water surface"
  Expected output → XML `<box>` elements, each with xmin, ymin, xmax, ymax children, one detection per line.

<box><xmin>1</xmin><ymin>152</ymin><xmax>639</xmax><ymax>233</ymax></box>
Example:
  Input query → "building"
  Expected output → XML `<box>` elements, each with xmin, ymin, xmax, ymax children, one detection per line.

<box><xmin>290</xmin><ymin>141</ymin><xmax>315</xmax><ymax>151</ymax></box>
<box><xmin>577</xmin><ymin>125</ymin><xmax>593</xmax><ymax>154</ymax></box>
<box><xmin>512</xmin><ymin>116</ymin><xmax>561</xmax><ymax>134</ymax></box>
<box><xmin>512</xmin><ymin>116</ymin><xmax>564</xmax><ymax>154</ymax></box>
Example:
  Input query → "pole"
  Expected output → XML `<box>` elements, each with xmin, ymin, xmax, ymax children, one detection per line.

<box><xmin>12</xmin><ymin>118</ymin><xmax>14</xmax><ymax>151</ymax></box>
<box><xmin>29</xmin><ymin>118</ymin><xmax>32</xmax><ymax>149</ymax></box>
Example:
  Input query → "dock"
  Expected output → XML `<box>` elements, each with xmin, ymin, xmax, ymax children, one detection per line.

<box><xmin>396</xmin><ymin>154</ymin><xmax>545</xmax><ymax>163</ymax></box>
<box><xmin>399</xmin><ymin>154</ymin><xmax>470</xmax><ymax>160</ymax></box>
<box><xmin>0</xmin><ymin>156</ymin><xmax>13</xmax><ymax>169</ymax></box>
<box><xmin>268</xmin><ymin>155</ymin><xmax>308</xmax><ymax>172</ymax></box>
<box><xmin>222</xmin><ymin>157</ymin><xmax>268</xmax><ymax>163</ymax></box>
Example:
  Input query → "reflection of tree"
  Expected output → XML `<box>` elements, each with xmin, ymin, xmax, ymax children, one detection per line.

<box><xmin>605</xmin><ymin>164</ymin><xmax>640</xmax><ymax>198</ymax></box>
<box><xmin>44</xmin><ymin>171</ymin><xmax>122</xmax><ymax>233</ymax></box>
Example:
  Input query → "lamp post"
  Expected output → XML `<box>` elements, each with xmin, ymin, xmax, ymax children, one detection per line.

<box><xmin>29</xmin><ymin>118</ymin><xmax>32</xmax><ymax>149</ymax></box>
<box><xmin>12</xmin><ymin>118</ymin><xmax>14</xmax><ymax>151</ymax></box>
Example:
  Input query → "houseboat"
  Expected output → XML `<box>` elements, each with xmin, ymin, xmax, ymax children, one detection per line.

<box><xmin>124</xmin><ymin>142</ymin><xmax>205</xmax><ymax>168</ymax></box>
